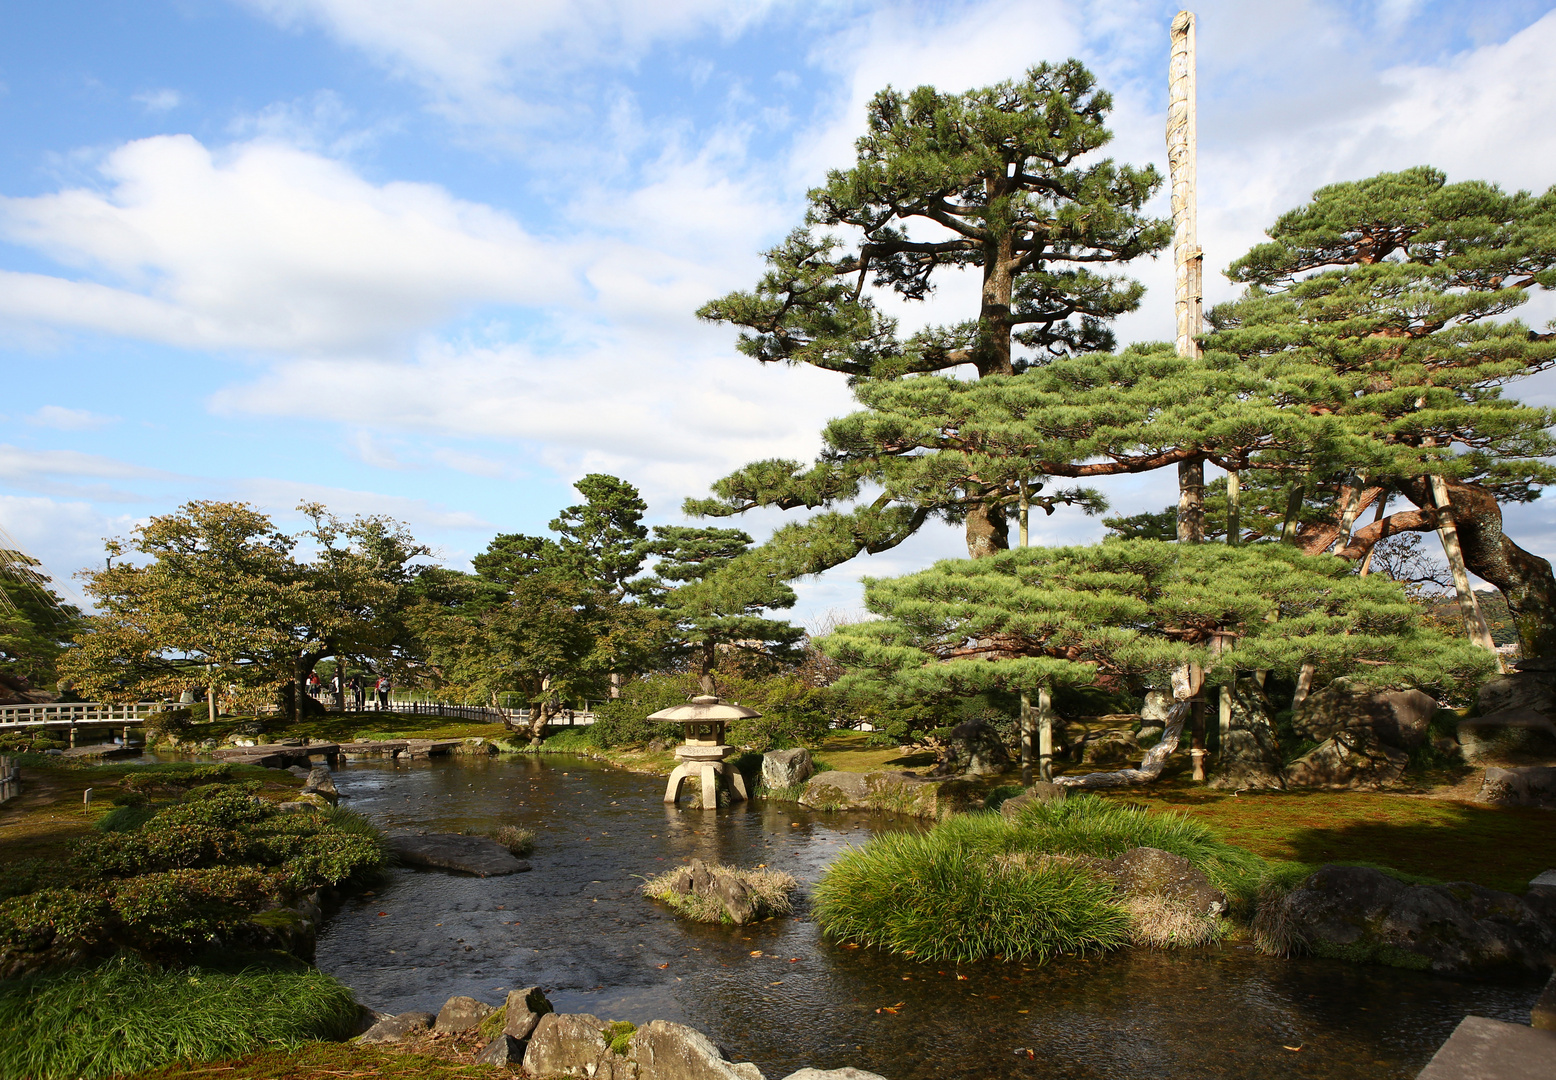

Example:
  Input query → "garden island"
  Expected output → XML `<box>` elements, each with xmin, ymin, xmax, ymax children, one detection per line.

<box><xmin>3</xmin><ymin>16</ymin><xmax>1556</xmax><ymax>1080</ymax></box>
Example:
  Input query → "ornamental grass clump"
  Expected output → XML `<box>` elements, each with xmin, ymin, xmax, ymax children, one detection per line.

<box><xmin>489</xmin><ymin>824</ymin><xmax>536</xmax><ymax>856</ymax></box>
<box><xmin>813</xmin><ymin>797</ymin><xmax>1277</xmax><ymax>962</ymax></box>
<box><xmin>0</xmin><ymin>952</ymin><xmax>359</xmax><ymax>1080</ymax></box>
<box><xmin>1003</xmin><ymin>794</ymin><xmax>1270</xmax><ymax>909</ymax></box>
<box><xmin>813</xmin><ymin>821</ymin><xmax>1129</xmax><ymax>963</ymax></box>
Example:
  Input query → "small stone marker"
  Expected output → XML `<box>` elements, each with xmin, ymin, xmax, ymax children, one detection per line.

<box><xmin>83</xmin><ymin>787</ymin><xmax>92</xmax><ymax>810</ymax></box>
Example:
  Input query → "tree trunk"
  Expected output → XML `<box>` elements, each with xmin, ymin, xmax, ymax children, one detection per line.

<box><xmin>698</xmin><ymin>639</ymin><xmax>718</xmax><ymax>697</ymax></box>
<box><xmin>293</xmin><ymin>653</ymin><xmax>309</xmax><ymax>723</ymax></box>
<box><xmin>609</xmin><ymin>672</ymin><xmax>623</xmax><ymax>700</ymax></box>
<box><xmin>1394</xmin><ymin>477</ymin><xmax>1556</xmax><ymax>662</ymax></box>
<box><xmin>965</xmin><ymin>502</ymin><xmax>1010</xmax><ymax>558</ymax></box>
<box><xmin>1176</xmin><ymin>457</ymin><xmax>1205</xmax><ymax>543</ymax></box>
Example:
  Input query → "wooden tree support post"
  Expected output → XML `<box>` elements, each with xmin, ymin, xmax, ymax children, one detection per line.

<box><xmin>1430</xmin><ymin>474</ymin><xmax>1503</xmax><ymax>670</ymax></box>
<box><xmin>1037</xmin><ymin>686</ymin><xmax>1055</xmax><ymax>783</ymax></box>
<box><xmin>1226</xmin><ymin>470</ymin><xmax>1241</xmax><ymax>546</ymax></box>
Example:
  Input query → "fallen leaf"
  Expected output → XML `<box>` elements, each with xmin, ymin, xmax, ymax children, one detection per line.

<box><xmin>657</xmin><ymin>964</ymin><xmax>669</xmax><ymax>969</ymax></box>
<box><xmin>1283</xmin><ymin>1046</ymin><xmax>1303</xmax><ymax>1052</ymax></box>
<box><xmin>750</xmin><ymin>950</ymin><xmax>763</xmax><ymax>957</ymax></box>
<box><xmin>377</xmin><ymin>912</ymin><xmax>388</xmax><ymax>917</ymax></box>
<box><xmin>956</xmin><ymin>974</ymin><xmax>968</xmax><ymax>981</ymax></box>
<box><xmin>1017</xmin><ymin>1010</ymin><xmax>1029</xmax><ymax>1014</ymax></box>
<box><xmin>789</xmin><ymin>958</ymin><xmax>800</xmax><ymax>963</ymax></box>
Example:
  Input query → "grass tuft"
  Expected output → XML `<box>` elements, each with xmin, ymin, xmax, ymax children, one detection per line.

<box><xmin>0</xmin><ymin>953</ymin><xmax>359</xmax><ymax>1080</ymax></box>
<box><xmin>487</xmin><ymin>825</ymin><xmax>535</xmax><ymax>857</ymax></box>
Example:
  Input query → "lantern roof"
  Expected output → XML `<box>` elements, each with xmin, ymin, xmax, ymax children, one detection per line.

<box><xmin>647</xmin><ymin>695</ymin><xmax>762</xmax><ymax>722</ymax></box>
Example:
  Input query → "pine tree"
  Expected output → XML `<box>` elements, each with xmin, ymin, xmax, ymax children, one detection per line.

<box><xmin>696</xmin><ymin>61</ymin><xmax>1169</xmax><ymax>563</ymax></box>
<box><xmin>637</xmin><ymin>526</ymin><xmax>804</xmax><ymax>696</ymax></box>
<box><xmin>1207</xmin><ymin>167</ymin><xmax>1556</xmax><ymax>659</ymax></box>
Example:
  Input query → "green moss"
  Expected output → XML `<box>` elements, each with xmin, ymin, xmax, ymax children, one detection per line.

<box><xmin>477</xmin><ymin>1003</ymin><xmax>507</xmax><ymax>1040</ymax></box>
<box><xmin>602</xmin><ymin>1021</ymin><xmax>636</xmax><ymax>1056</ymax></box>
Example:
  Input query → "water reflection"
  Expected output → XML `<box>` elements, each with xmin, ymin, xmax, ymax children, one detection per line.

<box><xmin>314</xmin><ymin>754</ymin><xmax>1540</xmax><ymax>1080</ymax></box>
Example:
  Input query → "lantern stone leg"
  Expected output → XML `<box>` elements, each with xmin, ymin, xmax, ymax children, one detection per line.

<box><xmin>727</xmin><ymin>764</ymin><xmax>748</xmax><ymax>801</ymax></box>
<box><xmin>664</xmin><ymin>763</ymin><xmax>692</xmax><ymax>804</ymax></box>
<box><xmin>701</xmin><ymin>764</ymin><xmax>719</xmax><ymax>809</ymax></box>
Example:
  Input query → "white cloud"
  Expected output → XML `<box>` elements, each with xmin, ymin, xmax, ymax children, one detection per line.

<box><xmin>430</xmin><ymin>447</ymin><xmax>511</xmax><ymax>479</ymax></box>
<box><xmin>26</xmin><ymin>405</ymin><xmax>118</xmax><ymax>431</ymax></box>
<box><xmin>348</xmin><ymin>430</ymin><xmax>411</xmax><ymax>470</ymax></box>
<box><xmin>0</xmin><ymin>134</ymin><xmax>577</xmax><ymax>354</ymax></box>
<box><xmin>237</xmin><ymin>477</ymin><xmax>492</xmax><ymax>531</ymax></box>
<box><xmin>0</xmin><ymin>495</ymin><xmax>131</xmax><ymax>597</ymax></box>
<box><xmin>132</xmin><ymin>88</ymin><xmax>182</xmax><ymax>113</ymax></box>
<box><xmin>240</xmin><ymin>0</ymin><xmax>782</xmax><ymax>124</ymax></box>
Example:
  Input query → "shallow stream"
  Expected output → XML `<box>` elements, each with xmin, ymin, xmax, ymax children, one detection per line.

<box><xmin>313</xmin><ymin>754</ymin><xmax>1542</xmax><ymax>1080</ymax></box>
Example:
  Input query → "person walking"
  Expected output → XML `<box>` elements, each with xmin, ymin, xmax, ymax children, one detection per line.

<box><xmin>349</xmin><ymin>676</ymin><xmax>364</xmax><ymax>711</ymax></box>
<box><xmin>376</xmin><ymin>674</ymin><xmax>390</xmax><ymax>711</ymax></box>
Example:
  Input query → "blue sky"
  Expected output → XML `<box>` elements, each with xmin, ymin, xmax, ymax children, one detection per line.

<box><xmin>3</xmin><ymin>0</ymin><xmax>1556</xmax><ymax>623</ymax></box>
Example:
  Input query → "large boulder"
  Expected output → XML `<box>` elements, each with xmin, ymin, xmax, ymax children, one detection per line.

<box><xmin>1273</xmin><ymin>865</ymin><xmax>1556</xmax><ymax>977</ymax></box>
<box><xmin>932</xmin><ymin>718</ymin><xmax>1010</xmax><ymax>777</ymax></box>
<box><xmin>357</xmin><ymin>1010</ymin><xmax>434</xmax><ymax>1044</ymax></box>
<box><xmin>434</xmin><ymin>995</ymin><xmax>494</xmax><ymax>1033</ymax></box>
<box><xmin>1079</xmin><ymin>726</ymin><xmax>1140</xmax><ymax>765</ymax></box>
<box><xmin>761</xmin><ymin>748</ymin><xmax>814</xmax><ymax>791</ymax></box>
<box><xmin>1209</xmin><ymin>678</ymin><xmax>1285</xmax><ymax>791</ymax></box>
<box><xmin>1286</xmin><ymin>678</ymin><xmax>1437</xmax><ymax>789</ymax></box>
<box><xmin>1475</xmin><ymin>766</ymin><xmax>1556</xmax><ymax>808</ymax></box>
<box><xmin>523</xmin><ymin>1013</ymin><xmax>610</xmax><ymax>1078</ymax></box>
<box><xmin>1293</xmin><ymin>678</ymin><xmax>1438</xmax><ymax>749</ymax></box>
<box><xmin>630</xmin><ymin>1019</ymin><xmax>765</xmax><ymax>1080</ymax></box>
<box><xmin>998</xmin><ymin>782</ymin><xmax>1066</xmax><ymax>819</ymax></box>
<box><xmin>504</xmin><ymin>985</ymin><xmax>554</xmax><ymax>1040</ymax></box>
<box><xmin>1478</xmin><ymin>664</ymin><xmax>1556</xmax><ymax>718</ymax></box>
<box><xmin>1104</xmin><ymin>847</ymin><xmax>1227</xmax><ymax>917</ymax></box>
<box><xmin>800</xmin><ymin>771</ymin><xmax>970</xmax><ymax>817</ymax></box>
<box><xmin>1458</xmin><ymin>708</ymin><xmax>1556</xmax><ymax>764</ymax></box>
<box><xmin>1284</xmin><ymin>735</ymin><xmax>1409</xmax><ymax>790</ymax></box>
<box><xmin>301</xmin><ymin>766</ymin><xmax>339</xmax><ymax>806</ymax></box>
<box><xmin>477</xmin><ymin>1034</ymin><xmax>527</xmax><ymax>1065</ymax></box>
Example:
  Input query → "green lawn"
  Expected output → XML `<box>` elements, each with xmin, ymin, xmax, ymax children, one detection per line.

<box><xmin>1101</xmin><ymin>785</ymin><xmax>1556</xmax><ymax>894</ymax></box>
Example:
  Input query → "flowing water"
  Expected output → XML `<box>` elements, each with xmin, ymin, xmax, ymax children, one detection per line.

<box><xmin>313</xmin><ymin>754</ymin><xmax>1542</xmax><ymax>1080</ymax></box>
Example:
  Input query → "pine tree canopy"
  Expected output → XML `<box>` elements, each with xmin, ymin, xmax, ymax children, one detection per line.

<box><xmin>637</xmin><ymin>525</ymin><xmax>804</xmax><ymax>692</ymax></box>
<box><xmin>818</xmin><ymin>541</ymin><xmax>1494</xmax><ymax>706</ymax></box>
<box><xmin>1204</xmin><ymin>167</ymin><xmax>1556</xmax><ymax>658</ymax></box>
<box><xmin>699</xmin><ymin>61</ymin><xmax>1170</xmax><ymax>380</ymax></box>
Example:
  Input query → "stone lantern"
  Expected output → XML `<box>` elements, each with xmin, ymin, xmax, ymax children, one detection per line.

<box><xmin>649</xmin><ymin>695</ymin><xmax>758</xmax><ymax>807</ymax></box>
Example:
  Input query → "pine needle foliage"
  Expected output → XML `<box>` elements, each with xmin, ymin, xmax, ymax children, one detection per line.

<box><xmin>819</xmin><ymin>540</ymin><xmax>1494</xmax><ymax>705</ymax></box>
<box><xmin>694</xmin><ymin>60</ymin><xmax>1168</xmax><ymax>565</ymax></box>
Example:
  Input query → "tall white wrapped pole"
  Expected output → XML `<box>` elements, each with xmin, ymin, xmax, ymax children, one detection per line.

<box><xmin>1168</xmin><ymin>10</ymin><xmax>1201</xmax><ymax>360</ymax></box>
<box><xmin>1169</xmin><ymin>11</ymin><xmax>1208</xmax><ymax>780</ymax></box>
